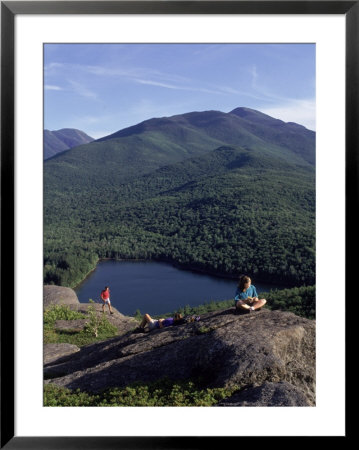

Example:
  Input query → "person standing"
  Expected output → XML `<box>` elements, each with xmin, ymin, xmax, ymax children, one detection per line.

<box><xmin>100</xmin><ymin>286</ymin><xmax>114</xmax><ymax>314</ymax></box>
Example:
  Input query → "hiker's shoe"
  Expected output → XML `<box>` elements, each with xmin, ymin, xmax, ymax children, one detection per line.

<box><xmin>110</xmin><ymin>312</ymin><xmax>114</xmax><ymax>315</ymax></box>
<box><xmin>133</xmin><ymin>327</ymin><xmax>145</xmax><ymax>334</ymax></box>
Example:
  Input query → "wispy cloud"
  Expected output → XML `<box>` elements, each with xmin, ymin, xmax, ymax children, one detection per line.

<box><xmin>135</xmin><ymin>78</ymin><xmax>223</xmax><ymax>95</ymax></box>
<box><xmin>45</xmin><ymin>85</ymin><xmax>63</xmax><ymax>91</ymax></box>
<box><xmin>251</xmin><ymin>65</ymin><xmax>259</xmax><ymax>89</ymax></box>
<box><xmin>67</xmin><ymin>80</ymin><xmax>98</xmax><ymax>100</ymax></box>
<box><xmin>44</xmin><ymin>62</ymin><xmax>65</xmax><ymax>72</ymax></box>
<box><xmin>46</xmin><ymin>61</ymin><xmax>222</xmax><ymax>96</ymax></box>
<box><xmin>217</xmin><ymin>85</ymin><xmax>271</xmax><ymax>102</ymax></box>
<box><xmin>241</xmin><ymin>65</ymin><xmax>316</xmax><ymax>129</ymax></box>
<box><xmin>135</xmin><ymin>79</ymin><xmax>183</xmax><ymax>90</ymax></box>
<box><xmin>261</xmin><ymin>98</ymin><xmax>316</xmax><ymax>130</ymax></box>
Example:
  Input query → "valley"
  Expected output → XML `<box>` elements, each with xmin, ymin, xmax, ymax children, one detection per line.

<box><xmin>44</xmin><ymin>107</ymin><xmax>315</xmax><ymax>292</ymax></box>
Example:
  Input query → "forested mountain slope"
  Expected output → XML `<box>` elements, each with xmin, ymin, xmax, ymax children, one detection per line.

<box><xmin>44</xmin><ymin>108</ymin><xmax>315</xmax><ymax>289</ymax></box>
<box><xmin>44</xmin><ymin>107</ymin><xmax>314</xmax><ymax>189</ymax></box>
<box><xmin>44</xmin><ymin>128</ymin><xmax>94</xmax><ymax>160</ymax></box>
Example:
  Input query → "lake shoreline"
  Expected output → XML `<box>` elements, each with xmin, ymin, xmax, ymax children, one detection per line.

<box><xmin>72</xmin><ymin>257</ymin><xmax>290</xmax><ymax>292</ymax></box>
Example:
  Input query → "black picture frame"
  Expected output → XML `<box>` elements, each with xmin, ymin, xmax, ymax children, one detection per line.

<box><xmin>1</xmin><ymin>1</ymin><xmax>355</xmax><ymax>447</ymax></box>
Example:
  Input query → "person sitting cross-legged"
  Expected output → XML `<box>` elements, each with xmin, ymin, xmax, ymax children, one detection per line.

<box><xmin>234</xmin><ymin>275</ymin><xmax>267</xmax><ymax>313</ymax></box>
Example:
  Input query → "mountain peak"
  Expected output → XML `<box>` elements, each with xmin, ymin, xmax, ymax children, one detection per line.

<box><xmin>230</xmin><ymin>106</ymin><xmax>257</xmax><ymax>116</ymax></box>
<box><xmin>230</xmin><ymin>107</ymin><xmax>283</xmax><ymax>122</ymax></box>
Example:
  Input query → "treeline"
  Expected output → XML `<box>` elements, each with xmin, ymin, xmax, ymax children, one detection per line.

<box><xmin>44</xmin><ymin>147</ymin><xmax>315</xmax><ymax>289</ymax></box>
<box><xmin>153</xmin><ymin>285</ymin><xmax>315</xmax><ymax>320</ymax></box>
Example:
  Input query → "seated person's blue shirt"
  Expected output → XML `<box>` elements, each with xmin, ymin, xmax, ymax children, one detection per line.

<box><xmin>234</xmin><ymin>285</ymin><xmax>258</xmax><ymax>303</ymax></box>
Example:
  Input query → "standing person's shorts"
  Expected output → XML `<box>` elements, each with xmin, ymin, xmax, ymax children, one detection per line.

<box><xmin>148</xmin><ymin>319</ymin><xmax>159</xmax><ymax>330</ymax></box>
<box><xmin>103</xmin><ymin>298</ymin><xmax>111</xmax><ymax>305</ymax></box>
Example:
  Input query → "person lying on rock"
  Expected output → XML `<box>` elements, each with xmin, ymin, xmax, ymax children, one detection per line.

<box><xmin>134</xmin><ymin>312</ymin><xmax>184</xmax><ymax>333</ymax></box>
<box><xmin>234</xmin><ymin>275</ymin><xmax>267</xmax><ymax>313</ymax></box>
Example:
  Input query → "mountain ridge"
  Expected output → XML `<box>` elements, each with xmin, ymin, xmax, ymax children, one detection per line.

<box><xmin>44</xmin><ymin>128</ymin><xmax>94</xmax><ymax>160</ymax></box>
<box><xmin>44</xmin><ymin>107</ymin><xmax>315</xmax><ymax>189</ymax></box>
<box><xmin>95</xmin><ymin>107</ymin><xmax>315</xmax><ymax>166</ymax></box>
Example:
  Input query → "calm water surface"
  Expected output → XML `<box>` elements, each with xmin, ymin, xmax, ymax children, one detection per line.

<box><xmin>74</xmin><ymin>260</ymin><xmax>277</xmax><ymax>316</ymax></box>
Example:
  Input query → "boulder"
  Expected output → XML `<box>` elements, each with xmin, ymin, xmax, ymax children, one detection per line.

<box><xmin>44</xmin><ymin>285</ymin><xmax>79</xmax><ymax>308</ymax></box>
<box><xmin>45</xmin><ymin>309</ymin><xmax>315</xmax><ymax>406</ymax></box>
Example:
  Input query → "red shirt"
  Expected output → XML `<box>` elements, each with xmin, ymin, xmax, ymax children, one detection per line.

<box><xmin>101</xmin><ymin>289</ymin><xmax>110</xmax><ymax>300</ymax></box>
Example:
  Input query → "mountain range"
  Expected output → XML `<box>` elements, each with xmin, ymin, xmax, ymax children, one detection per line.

<box><xmin>44</xmin><ymin>107</ymin><xmax>316</xmax><ymax>289</ymax></box>
<box><xmin>44</xmin><ymin>128</ymin><xmax>94</xmax><ymax>160</ymax></box>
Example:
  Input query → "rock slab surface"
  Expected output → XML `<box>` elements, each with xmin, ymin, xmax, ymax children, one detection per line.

<box><xmin>44</xmin><ymin>343</ymin><xmax>80</xmax><ymax>365</ymax></box>
<box><xmin>45</xmin><ymin>309</ymin><xmax>315</xmax><ymax>406</ymax></box>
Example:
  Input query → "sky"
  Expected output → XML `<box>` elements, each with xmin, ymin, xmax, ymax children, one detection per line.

<box><xmin>44</xmin><ymin>44</ymin><xmax>315</xmax><ymax>139</ymax></box>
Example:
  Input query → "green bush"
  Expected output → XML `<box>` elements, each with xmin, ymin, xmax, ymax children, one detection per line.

<box><xmin>44</xmin><ymin>378</ymin><xmax>239</xmax><ymax>407</ymax></box>
<box><xmin>44</xmin><ymin>301</ymin><xmax>118</xmax><ymax>346</ymax></box>
<box><xmin>133</xmin><ymin>309</ymin><xmax>142</xmax><ymax>322</ymax></box>
<box><xmin>264</xmin><ymin>285</ymin><xmax>316</xmax><ymax>319</ymax></box>
<box><xmin>44</xmin><ymin>305</ymin><xmax>86</xmax><ymax>326</ymax></box>
<box><xmin>196</xmin><ymin>326</ymin><xmax>213</xmax><ymax>335</ymax></box>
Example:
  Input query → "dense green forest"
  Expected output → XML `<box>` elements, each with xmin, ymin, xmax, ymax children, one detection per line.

<box><xmin>44</xmin><ymin>147</ymin><xmax>315</xmax><ymax>288</ymax></box>
<box><xmin>44</xmin><ymin>108</ymin><xmax>315</xmax><ymax>291</ymax></box>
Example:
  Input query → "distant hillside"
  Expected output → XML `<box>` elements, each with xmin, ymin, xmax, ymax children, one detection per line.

<box><xmin>44</xmin><ymin>108</ymin><xmax>315</xmax><ymax>190</ymax></box>
<box><xmin>44</xmin><ymin>128</ymin><xmax>94</xmax><ymax>160</ymax></box>
<box><xmin>229</xmin><ymin>108</ymin><xmax>315</xmax><ymax>165</ymax></box>
<box><xmin>44</xmin><ymin>107</ymin><xmax>315</xmax><ymax>288</ymax></box>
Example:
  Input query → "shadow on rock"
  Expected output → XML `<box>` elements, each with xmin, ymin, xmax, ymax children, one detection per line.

<box><xmin>45</xmin><ymin>309</ymin><xmax>315</xmax><ymax>406</ymax></box>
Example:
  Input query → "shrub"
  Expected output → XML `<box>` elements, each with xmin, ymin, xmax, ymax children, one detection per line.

<box><xmin>133</xmin><ymin>309</ymin><xmax>142</xmax><ymax>322</ymax></box>
<box><xmin>43</xmin><ymin>301</ymin><xmax>118</xmax><ymax>346</ymax></box>
<box><xmin>44</xmin><ymin>378</ymin><xmax>239</xmax><ymax>407</ymax></box>
<box><xmin>264</xmin><ymin>285</ymin><xmax>316</xmax><ymax>319</ymax></box>
<box><xmin>44</xmin><ymin>305</ymin><xmax>85</xmax><ymax>326</ymax></box>
<box><xmin>83</xmin><ymin>300</ymin><xmax>118</xmax><ymax>338</ymax></box>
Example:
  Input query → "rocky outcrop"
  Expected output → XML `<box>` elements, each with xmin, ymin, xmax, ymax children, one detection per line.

<box><xmin>44</xmin><ymin>285</ymin><xmax>79</xmax><ymax>308</ymax></box>
<box><xmin>45</xmin><ymin>308</ymin><xmax>316</xmax><ymax>406</ymax></box>
<box><xmin>216</xmin><ymin>381</ymin><xmax>310</xmax><ymax>406</ymax></box>
<box><xmin>44</xmin><ymin>343</ymin><xmax>80</xmax><ymax>365</ymax></box>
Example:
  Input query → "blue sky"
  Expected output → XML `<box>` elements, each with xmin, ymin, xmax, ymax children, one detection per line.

<box><xmin>44</xmin><ymin>44</ymin><xmax>315</xmax><ymax>139</ymax></box>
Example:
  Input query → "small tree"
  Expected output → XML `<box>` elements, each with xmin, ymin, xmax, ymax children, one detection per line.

<box><xmin>133</xmin><ymin>309</ymin><xmax>143</xmax><ymax>322</ymax></box>
<box><xmin>84</xmin><ymin>300</ymin><xmax>118</xmax><ymax>338</ymax></box>
<box><xmin>84</xmin><ymin>299</ymin><xmax>101</xmax><ymax>337</ymax></box>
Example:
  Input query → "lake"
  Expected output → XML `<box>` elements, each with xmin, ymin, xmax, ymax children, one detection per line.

<box><xmin>74</xmin><ymin>260</ymin><xmax>277</xmax><ymax>316</ymax></box>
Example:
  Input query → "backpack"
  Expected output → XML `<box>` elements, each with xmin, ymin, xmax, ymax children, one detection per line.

<box><xmin>184</xmin><ymin>315</ymin><xmax>201</xmax><ymax>323</ymax></box>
